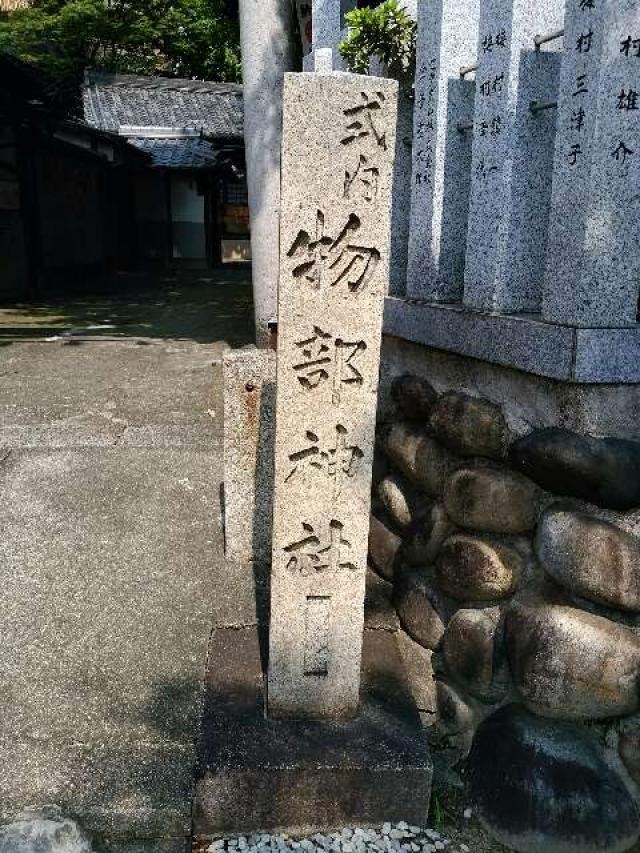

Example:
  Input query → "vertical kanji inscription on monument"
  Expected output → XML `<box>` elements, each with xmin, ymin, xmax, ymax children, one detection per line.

<box><xmin>268</xmin><ymin>72</ymin><xmax>398</xmax><ymax>720</ymax></box>
<box><xmin>462</xmin><ymin>0</ymin><xmax>564</xmax><ymax>312</ymax></box>
<box><xmin>542</xmin><ymin>0</ymin><xmax>607</xmax><ymax>325</ymax></box>
<box><xmin>544</xmin><ymin>0</ymin><xmax>640</xmax><ymax>326</ymax></box>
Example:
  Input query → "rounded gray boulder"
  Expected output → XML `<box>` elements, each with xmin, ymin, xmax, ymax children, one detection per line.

<box><xmin>390</xmin><ymin>374</ymin><xmax>438</xmax><ymax>422</ymax></box>
<box><xmin>536</xmin><ymin>507</ymin><xmax>640</xmax><ymax>612</ymax></box>
<box><xmin>505</xmin><ymin>585</ymin><xmax>640</xmax><ymax>719</ymax></box>
<box><xmin>509</xmin><ymin>427</ymin><xmax>640</xmax><ymax>510</ymax></box>
<box><xmin>437</xmin><ymin>534</ymin><xmax>524</xmax><ymax>602</ymax></box>
<box><xmin>393</xmin><ymin>571</ymin><xmax>448</xmax><ymax>649</ymax></box>
<box><xmin>377</xmin><ymin>473</ymin><xmax>429</xmax><ymax>529</ymax></box>
<box><xmin>444</xmin><ymin>465</ymin><xmax>543</xmax><ymax>534</ymax></box>
<box><xmin>383</xmin><ymin>422</ymin><xmax>458</xmax><ymax>498</ymax></box>
<box><xmin>0</xmin><ymin>806</ymin><xmax>93</xmax><ymax>853</ymax></box>
<box><xmin>468</xmin><ymin>704</ymin><xmax>640</xmax><ymax>853</ymax></box>
<box><xmin>443</xmin><ymin>607</ymin><xmax>504</xmax><ymax>700</ymax></box>
<box><xmin>429</xmin><ymin>391</ymin><xmax>508</xmax><ymax>460</ymax></box>
<box><xmin>368</xmin><ymin>514</ymin><xmax>402</xmax><ymax>583</ymax></box>
<box><xmin>403</xmin><ymin>503</ymin><xmax>456</xmax><ymax>567</ymax></box>
<box><xmin>429</xmin><ymin>680</ymin><xmax>477</xmax><ymax>768</ymax></box>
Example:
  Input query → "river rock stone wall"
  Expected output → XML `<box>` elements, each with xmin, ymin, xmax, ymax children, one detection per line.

<box><xmin>370</xmin><ymin>371</ymin><xmax>640</xmax><ymax>853</ymax></box>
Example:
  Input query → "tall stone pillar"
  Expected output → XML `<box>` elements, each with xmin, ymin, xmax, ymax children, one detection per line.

<box><xmin>462</xmin><ymin>0</ymin><xmax>564</xmax><ymax>313</ymax></box>
<box><xmin>406</xmin><ymin>0</ymin><xmax>480</xmax><ymax>301</ymax></box>
<box><xmin>268</xmin><ymin>72</ymin><xmax>398</xmax><ymax>720</ymax></box>
<box><xmin>313</xmin><ymin>0</ymin><xmax>342</xmax><ymax>50</ymax></box>
<box><xmin>543</xmin><ymin>0</ymin><xmax>640</xmax><ymax>327</ymax></box>
<box><xmin>303</xmin><ymin>0</ymin><xmax>350</xmax><ymax>72</ymax></box>
<box><xmin>239</xmin><ymin>0</ymin><xmax>295</xmax><ymax>347</ymax></box>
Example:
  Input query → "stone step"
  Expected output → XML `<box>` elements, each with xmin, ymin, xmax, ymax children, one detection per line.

<box><xmin>194</xmin><ymin>626</ymin><xmax>432</xmax><ymax>836</ymax></box>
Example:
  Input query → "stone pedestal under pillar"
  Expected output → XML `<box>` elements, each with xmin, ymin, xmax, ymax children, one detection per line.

<box><xmin>194</xmin><ymin>623</ymin><xmax>432</xmax><ymax>836</ymax></box>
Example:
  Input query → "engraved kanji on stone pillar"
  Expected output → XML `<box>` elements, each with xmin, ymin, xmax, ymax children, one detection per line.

<box><xmin>543</xmin><ymin>0</ymin><xmax>640</xmax><ymax>326</ymax></box>
<box><xmin>268</xmin><ymin>72</ymin><xmax>398</xmax><ymax>720</ymax></box>
<box><xmin>462</xmin><ymin>0</ymin><xmax>565</xmax><ymax>313</ymax></box>
<box><xmin>406</xmin><ymin>0</ymin><xmax>480</xmax><ymax>301</ymax></box>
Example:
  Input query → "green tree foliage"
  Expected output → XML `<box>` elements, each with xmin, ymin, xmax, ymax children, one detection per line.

<box><xmin>0</xmin><ymin>0</ymin><xmax>241</xmax><ymax>82</ymax></box>
<box><xmin>339</xmin><ymin>0</ymin><xmax>416</xmax><ymax>78</ymax></box>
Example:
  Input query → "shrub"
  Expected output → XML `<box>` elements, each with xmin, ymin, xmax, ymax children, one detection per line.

<box><xmin>339</xmin><ymin>0</ymin><xmax>416</xmax><ymax>78</ymax></box>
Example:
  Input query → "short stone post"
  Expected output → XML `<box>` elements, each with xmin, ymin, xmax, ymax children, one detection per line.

<box><xmin>462</xmin><ymin>0</ymin><xmax>565</xmax><ymax>313</ymax></box>
<box><xmin>302</xmin><ymin>0</ymin><xmax>348</xmax><ymax>72</ymax></box>
<box><xmin>406</xmin><ymin>0</ymin><xmax>481</xmax><ymax>301</ymax></box>
<box><xmin>223</xmin><ymin>349</ymin><xmax>276</xmax><ymax>567</ymax></box>
<box><xmin>267</xmin><ymin>72</ymin><xmax>398</xmax><ymax>720</ymax></box>
<box><xmin>313</xmin><ymin>0</ymin><xmax>341</xmax><ymax>50</ymax></box>
<box><xmin>543</xmin><ymin>0</ymin><xmax>640</xmax><ymax>327</ymax></box>
<box><xmin>239</xmin><ymin>0</ymin><xmax>295</xmax><ymax>347</ymax></box>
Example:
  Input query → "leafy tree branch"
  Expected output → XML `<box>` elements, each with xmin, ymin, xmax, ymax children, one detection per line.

<box><xmin>0</xmin><ymin>0</ymin><xmax>241</xmax><ymax>82</ymax></box>
<box><xmin>339</xmin><ymin>0</ymin><xmax>416</xmax><ymax>78</ymax></box>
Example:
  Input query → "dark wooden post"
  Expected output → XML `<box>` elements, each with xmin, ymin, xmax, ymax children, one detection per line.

<box><xmin>16</xmin><ymin>123</ymin><xmax>43</xmax><ymax>295</ymax></box>
<box><xmin>164</xmin><ymin>170</ymin><xmax>173</xmax><ymax>267</ymax></box>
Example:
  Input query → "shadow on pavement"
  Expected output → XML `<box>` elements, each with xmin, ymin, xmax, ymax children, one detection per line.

<box><xmin>0</xmin><ymin>267</ymin><xmax>256</xmax><ymax>346</ymax></box>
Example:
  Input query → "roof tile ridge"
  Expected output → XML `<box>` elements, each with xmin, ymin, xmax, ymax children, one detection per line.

<box><xmin>82</xmin><ymin>69</ymin><xmax>243</xmax><ymax>94</ymax></box>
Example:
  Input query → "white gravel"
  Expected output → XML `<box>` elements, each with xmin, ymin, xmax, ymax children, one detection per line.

<box><xmin>207</xmin><ymin>822</ymin><xmax>470</xmax><ymax>853</ymax></box>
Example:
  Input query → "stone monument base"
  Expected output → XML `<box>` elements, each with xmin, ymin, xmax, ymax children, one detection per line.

<box><xmin>194</xmin><ymin>622</ymin><xmax>432</xmax><ymax>836</ymax></box>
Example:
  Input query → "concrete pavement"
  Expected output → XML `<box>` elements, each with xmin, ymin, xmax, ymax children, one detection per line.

<box><xmin>0</xmin><ymin>273</ymin><xmax>254</xmax><ymax>852</ymax></box>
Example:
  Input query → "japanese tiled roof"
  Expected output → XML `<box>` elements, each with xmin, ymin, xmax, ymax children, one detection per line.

<box><xmin>126</xmin><ymin>136</ymin><xmax>222</xmax><ymax>169</ymax></box>
<box><xmin>82</xmin><ymin>71</ymin><xmax>244</xmax><ymax>141</ymax></box>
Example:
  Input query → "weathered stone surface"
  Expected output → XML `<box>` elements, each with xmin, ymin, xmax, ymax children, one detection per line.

<box><xmin>390</xmin><ymin>374</ymin><xmax>437</xmax><ymax>422</ymax></box>
<box><xmin>443</xmin><ymin>608</ymin><xmax>504</xmax><ymax>700</ymax></box>
<box><xmin>505</xmin><ymin>585</ymin><xmax>640</xmax><ymax>719</ymax></box>
<box><xmin>404</xmin><ymin>503</ymin><xmax>456</xmax><ymax>567</ymax></box>
<box><xmin>381</xmin><ymin>421</ymin><xmax>420</xmax><ymax>481</ymax></box>
<box><xmin>311</xmin><ymin>0</ymin><xmax>341</xmax><ymax>56</ymax></box>
<box><xmin>223</xmin><ymin>348</ymin><xmax>276</xmax><ymax>564</ymax></box>
<box><xmin>268</xmin><ymin>72</ymin><xmax>398</xmax><ymax>720</ymax></box>
<box><xmin>444</xmin><ymin>465</ymin><xmax>542</xmax><ymax>534</ymax></box>
<box><xmin>0</xmin><ymin>806</ymin><xmax>93</xmax><ymax>853</ymax></box>
<box><xmin>196</xmin><ymin>626</ymin><xmax>432</xmax><ymax>834</ymax></box>
<box><xmin>239</xmin><ymin>0</ymin><xmax>294</xmax><ymax>346</ymax></box>
<box><xmin>364</xmin><ymin>568</ymin><xmax>400</xmax><ymax>632</ymax></box>
<box><xmin>463</xmin><ymin>0</ymin><xmax>563</xmax><ymax>314</ymax></box>
<box><xmin>368</xmin><ymin>514</ymin><xmax>402</xmax><ymax>583</ymax></box>
<box><xmin>406</xmin><ymin>0</ymin><xmax>479</xmax><ymax>302</ymax></box>
<box><xmin>435</xmin><ymin>680</ymin><xmax>475</xmax><ymax>733</ymax></box>
<box><xmin>536</xmin><ymin>508</ymin><xmax>640</xmax><ymax>612</ymax></box>
<box><xmin>388</xmin><ymin>77</ymin><xmax>415</xmax><ymax>297</ymax></box>
<box><xmin>468</xmin><ymin>704</ymin><xmax>640</xmax><ymax>853</ymax></box>
<box><xmin>383</xmin><ymin>297</ymin><xmax>640</xmax><ymax>385</ymax></box>
<box><xmin>428</xmin><ymin>680</ymin><xmax>476</xmax><ymax>769</ymax></box>
<box><xmin>619</xmin><ymin>729</ymin><xmax>640</xmax><ymax>787</ymax></box>
<box><xmin>541</xmin><ymin>0</ymin><xmax>606</xmax><ymax>329</ymax></box>
<box><xmin>429</xmin><ymin>392</ymin><xmax>508</xmax><ymax>459</ymax></box>
<box><xmin>394</xmin><ymin>571</ymin><xmax>448</xmax><ymax>650</ymax></box>
<box><xmin>544</xmin><ymin>0</ymin><xmax>640</xmax><ymax>327</ymax></box>
<box><xmin>510</xmin><ymin>428</ymin><xmax>640</xmax><ymax>510</ymax></box>
<box><xmin>437</xmin><ymin>534</ymin><xmax>524</xmax><ymax>602</ymax></box>
<box><xmin>384</xmin><ymin>421</ymin><xmax>459</xmax><ymax>498</ymax></box>
<box><xmin>378</xmin><ymin>473</ymin><xmax>429</xmax><ymax>529</ymax></box>
<box><xmin>371</xmin><ymin>446</ymin><xmax>389</xmax><ymax>489</ymax></box>
<box><xmin>397</xmin><ymin>630</ymin><xmax>437</xmax><ymax>716</ymax></box>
